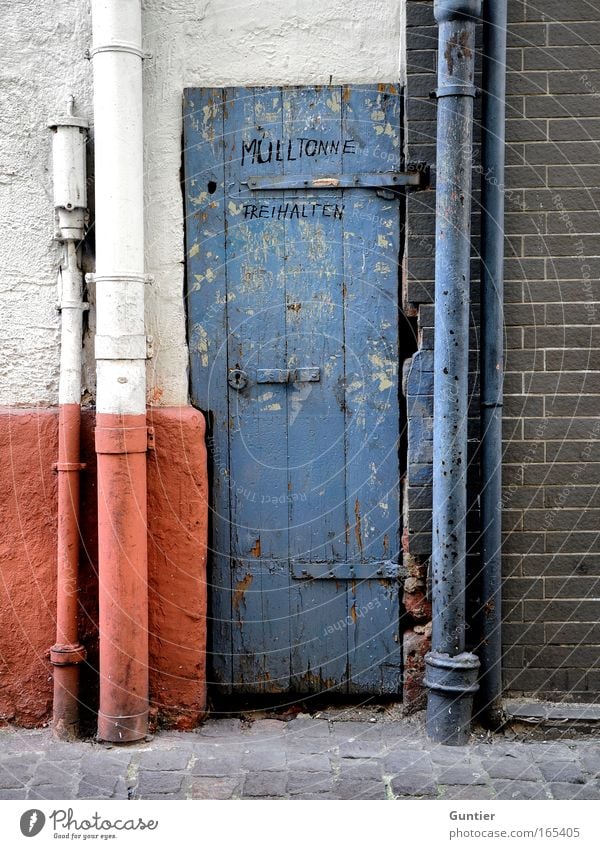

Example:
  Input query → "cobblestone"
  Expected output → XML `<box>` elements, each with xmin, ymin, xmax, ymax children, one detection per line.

<box><xmin>1</xmin><ymin>714</ymin><xmax>600</xmax><ymax>800</ymax></box>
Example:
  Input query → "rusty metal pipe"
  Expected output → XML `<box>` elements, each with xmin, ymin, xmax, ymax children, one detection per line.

<box><xmin>424</xmin><ymin>0</ymin><xmax>482</xmax><ymax>745</ymax></box>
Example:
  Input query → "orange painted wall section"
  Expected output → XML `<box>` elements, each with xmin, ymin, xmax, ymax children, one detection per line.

<box><xmin>0</xmin><ymin>407</ymin><xmax>208</xmax><ymax>729</ymax></box>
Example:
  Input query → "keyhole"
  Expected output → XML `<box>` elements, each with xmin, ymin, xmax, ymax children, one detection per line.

<box><xmin>207</xmin><ymin>180</ymin><xmax>217</xmax><ymax>194</ymax></box>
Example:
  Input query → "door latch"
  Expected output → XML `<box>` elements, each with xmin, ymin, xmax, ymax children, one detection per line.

<box><xmin>256</xmin><ymin>368</ymin><xmax>320</xmax><ymax>384</ymax></box>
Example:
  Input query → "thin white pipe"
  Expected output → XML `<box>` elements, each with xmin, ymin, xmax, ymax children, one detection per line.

<box><xmin>91</xmin><ymin>0</ymin><xmax>146</xmax><ymax>416</ymax></box>
<box><xmin>58</xmin><ymin>241</ymin><xmax>84</xmax><ymax>406</ymax></box>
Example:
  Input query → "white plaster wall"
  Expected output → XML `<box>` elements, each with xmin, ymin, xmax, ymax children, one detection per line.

<box><xmin>0</xmin><ymin>0</ymin><xmax>405</xmax><ymax>407</ymax></box>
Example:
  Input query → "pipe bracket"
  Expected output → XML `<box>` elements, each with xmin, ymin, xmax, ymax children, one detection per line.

<box><xmin>53</xmin><ymin>462</ymin><xmax>87</xmax><ymax>472</ymax></box>
<box><xmin>95</xmin><ymin>425</ymin><xmax>149</xmax><ymax>455</ymax></box>
<box><xmin>433</xmin><ymin>84</ymin><xmax>478</xmax><ymax>99</ymax></box>
<box><xmin>50</xmin><ymin>643</ymin><xmax>87</xmax><ymax>667</ymax></box>
<box><xmin>434</xmin><ymin>0</ymin><xmax>482</xmax><ymax>22</ymax></box>
<box><xmin>86</xmin><ymin>43</ymin><xmax>151</xmax><ymax>60</ymax></box>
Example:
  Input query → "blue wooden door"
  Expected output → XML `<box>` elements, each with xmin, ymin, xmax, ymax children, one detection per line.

<box><xmin>184</xmin><ymin>85</ymin><xmax>404</xmax><ymax>695</ymax></box>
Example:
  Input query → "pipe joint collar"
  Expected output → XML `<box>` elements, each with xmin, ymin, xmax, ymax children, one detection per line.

<box><xmin>424</xmin><ymin>651</ymin><xmax>480</xmax><ymax>696</ymax></box>
<box><xmin>434</xmin><ymin>0</ymin><xmax>482</xmax><ymax>22</ymax></box>
<box><xmin>50</xmin><ymin>643</ymin><xmax>87</xmax><ymax>666</ymax></box>
<box><xmin>95</xmin><ymin>424</ymin><xmax>148</xmax><ymax>455</ymax></box>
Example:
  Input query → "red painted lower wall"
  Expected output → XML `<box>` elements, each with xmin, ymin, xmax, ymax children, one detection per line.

<box><xmin>0</xmin><ymin>406</ymin><xmax>207</xmax><ymax>730</ymax></box>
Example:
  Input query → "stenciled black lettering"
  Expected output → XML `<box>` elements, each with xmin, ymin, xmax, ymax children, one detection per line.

<box><xmin>287</xmin><ymin>139</ymin><xmax>297</xmax><ymax>161</ymax></box>
<box><xmin>304</xmin><ymin>139</ymin><xmax>318</xmax><ymax>156</ymax></box>
<box><xmin>275</xmin><ymin>140</ymin><xmax>284</xmax><ymax>162</ymax></box>
<box><xmin>343</xmin><ymin>139</ymin><xmax>357</xmax><ymax>154</ymax></box>
<box><xmin>241</xmin><ymin>138</ymin><xmax>257</xmax><ymax>167</ymax></box>
<box><xmin>256</xmin><ymin>139</ymin><xmax>273</xmax><ymax>164</ymax></box>
<box><xmin>322</xmin><ymin>204</ymin><xmax>332</xmax><ymax>217</ymax></box>
<box><xmin>290</xmin><ymin>203</ymin><xmax>300</xmax><ymax>219</ymax></box>
<box><xmin>243</xmin><ymin>204</ymin><xmax>258</xmax><ymax>219</ymax></box>
<box><xmin>258</xmin><ymin>204</ymin><xmax>270</xmax><ymax>218</ymax></box>
<box><xmin>333</xmin><ymin>204</ymin><xmax>344</xmax><ymax>220</ymax></box>
<box><xmin>277</xmin><ymin>203</ymin><xmax>289</xmax><ymax>219</ymax></box>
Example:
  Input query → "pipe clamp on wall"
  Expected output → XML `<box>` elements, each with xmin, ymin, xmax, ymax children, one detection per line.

<box><xmin>95</xmin><ymin>425</ymin><xmax>149</xmax><ymax>454</ymax></box>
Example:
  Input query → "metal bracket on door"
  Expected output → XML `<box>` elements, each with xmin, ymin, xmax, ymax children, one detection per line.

<box><xmin>292</xmin><ymin>561</ymin><xmax>407</xmax><ymax>580</ymax></box>
<box><xmin>256</xmin><ymin>368</ymin><xmax>320</xmax><ymax>384</ymax></box>
<box><xmin>243</xmin><ymin>166</ymin><xmax>430</xmax><ymax>195</ymax></box>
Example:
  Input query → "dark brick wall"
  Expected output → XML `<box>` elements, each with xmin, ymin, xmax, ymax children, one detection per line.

<box><xmin>403</xmin><ymin>0</ymin><xmax>600</xmax><ymax>702</ymax></box>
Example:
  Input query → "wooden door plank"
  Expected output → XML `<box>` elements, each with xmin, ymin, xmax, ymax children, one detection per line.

<box><xmin>183</xmin><ymin>88</ymin><xmax>234</xmax><ymax>689</ymax></box>
<box><xmin>342</xmin><ymin>84</ymin><xmax>403</xmax><ymax>692</ymax></box>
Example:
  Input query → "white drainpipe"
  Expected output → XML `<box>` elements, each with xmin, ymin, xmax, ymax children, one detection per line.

<box><xmin>89</xmin><ymin>0</ymin><xmax>150</xmax><ymax>743</ymax></box>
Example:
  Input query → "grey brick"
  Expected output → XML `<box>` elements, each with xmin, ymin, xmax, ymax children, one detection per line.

<box><xmin>550</xmin><ymin>782</ymin><xmax>600</xmax><ymax>800</ymax></box>
<box><xmin>525</xmin><ymin>507</ymin><xmax>600</xmax><ymax>530</ymax></box>
<box><xmin>441</xmin><ymin>784</ymin><xmax>495</xmax><ymax>799</ymax></box>
<box><xmin>525</xmin><ymin>598</ymin><xmax>600</xmax><ymax>620</ymax></box>
<box><xmin>526</xmin><ymin>1</ymin><xmax>600</xmax><ymax>21</ymax></box>
<box><xmin>493</xmin><ymin>780</ymin><xmax>549</xmax><ymax>800</ymax></box>
<box><xmin>545</xmin><ymin>349</ymin><xmax>600</xmax><ymax>370</ymax></box>
<box><xmin>191</xmin><ymin>754</ymin><xmax>243</xmax><ymax>777</ymax></box>
<box><xmin>135</xmin><ymin>770</ymin><xmax>185</xmax><ymax>798</ymax></box>
<box><xmin>530</xmin><ymin>552</ymin><xmax>600</xmax><ymax>576</ymax></box>
<box><xmin>545</xmin><ymin>530</ymin><xmax>600</xmax><ymax>552</ymax></box>
<box><xmin>502</xmin><ymin>622</ymin><xmax>545</xmax><ymax>646</ymax></box>
<box><xmin>191</xmin><ymin>776</ymin><xmax>241</xmax><ymax>799</ymax></box>
<box><xmin>503</xmin><ymin>578</ymin><xmax>542</xmax><ymax>599</ymax></box>
<box><xmin>243</xmin><ymin>743</ymin><xmax>286</xmax><ymax>772</ymax></box>
<box><xmin>539</xmin><ymin>761</ymin><xmax>586</xmax><ymax>784</ymax></box>
<box><xmin>286</xmin><ymin>752</ymin><xmax>330</xmax><ymax>772</ymax></box>
<box><xmin>547</xmin><ymin>22</ymin><xmax>600</xmax><ymax>46</ymax></box>
<box><xmin>546</xmin><ymin>622</ymin><xmax>600</xmax><ymax>643</ymax></box>
<box><xmin>438</xmin><ymin>765</ymin><xmax>486</xmax><ymax>785</ymax></box>
<box><xmin>338</xmin><ymin>758</ymin><xmax>382</xmax><ymax>780</ymax></box>
<box><xmin>524</xmin><ymin>645</ymin><xmax>600</xmax><ymax>669</ymax></box>
<box><xmin>242</xmin><ymin>771</ymin><xmax>287</xmax><ymax>798</ymax></box>
<box><xmin>0</xmin><ymin>758</ymin><xmax>38</xmax><ymax>789</ymax></box>
<box><xmin>335</xmin><ymin>778</ymin><xmax>387</xmax><ymax>799</ymax></box>
<box><xmin>287</xmin><ymin>771</ymin><xmax>334</xmax><ymax>795</ymax></box>
<box><xmin>137</xmin><ymin>749</ymin><xmax>191</xmax><ymax>771</ymax></box>
<box><xmin>503</xmin><ymin>667</ymin><xmax>569</xmax><ymax>692</ymax></box>
<box><xmin>406</xmin><ymin>2</ymin><xmax>434</xmax><ymax>28</ymax></box>
<box><xmin>390</xmin><ymin>772</ymin><xmax>437</xmax><ymax>796</ymax></box>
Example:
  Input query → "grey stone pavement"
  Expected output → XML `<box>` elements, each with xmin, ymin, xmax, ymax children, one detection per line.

<box><xmin>1</xmin><ymin>708</ymin><xmax>600</xmax><ymax>801</ymax></box>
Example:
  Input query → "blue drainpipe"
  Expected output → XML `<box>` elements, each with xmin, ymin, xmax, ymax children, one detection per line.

<box><xmin>478</xmin><ymin>0</ymin><xmax>508</xmax><ymax>729</ymax></box>
<box><xmin>424</xmin><ymin>0</ymin><xmax>482</xmax><ymax>745</ymax></box>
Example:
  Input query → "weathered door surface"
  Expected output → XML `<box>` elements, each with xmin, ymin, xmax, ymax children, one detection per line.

<box><xmin>184</xmin><ymin>85</ymin><xmax>404</xmax><ymax>695</ymax></box>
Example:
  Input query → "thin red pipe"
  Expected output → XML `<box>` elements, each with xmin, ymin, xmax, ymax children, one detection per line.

<box><xmin>51</xmin><ymin>403</ymin><xmax>86</xmax><ymax>739</ymax></box>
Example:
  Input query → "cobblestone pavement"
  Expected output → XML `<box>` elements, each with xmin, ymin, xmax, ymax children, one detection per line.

<box><xmin>1</xmin><ymin>711</ymin><xmax>600</xmax><ymax>801</ymax></box>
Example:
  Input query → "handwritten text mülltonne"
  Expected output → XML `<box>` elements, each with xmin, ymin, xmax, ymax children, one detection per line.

<box><xmin>241</xmin><ymin>137</ymin><xmax>357</xmax><ymax>166</ymax></box>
